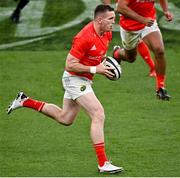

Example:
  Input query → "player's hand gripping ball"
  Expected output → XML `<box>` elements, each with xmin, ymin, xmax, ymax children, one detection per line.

<box><xmin>104</xmin><ymin>56</ymin><xmax>122</xmax><ymax>81</ymax></box>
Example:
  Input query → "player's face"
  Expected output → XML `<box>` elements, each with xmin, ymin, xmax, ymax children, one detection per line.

<box><xmin>100</xmin><ymin>11</ymin><xmax>115</xmax><ymax>32</ymax></box>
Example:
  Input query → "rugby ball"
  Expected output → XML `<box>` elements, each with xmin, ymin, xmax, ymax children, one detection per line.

<box><xmin>105</xmin><ymin>56</ymin><xmax>122</xmax><ymax>81</ymax></box>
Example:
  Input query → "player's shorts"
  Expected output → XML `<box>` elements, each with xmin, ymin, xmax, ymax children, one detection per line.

<box><xmin>62</xmin><ymin>71</ymin><xmax>94</xmax><ymax>100</ymax></box>
<box><xmin>120</xmin><ymin>21</ymin><xmax>160</xmax><ymax>50</ymax></box>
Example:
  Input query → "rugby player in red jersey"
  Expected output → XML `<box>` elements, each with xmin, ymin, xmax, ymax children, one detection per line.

<box><xmin>7</xmin><ymin>4</ymin><xmax>123</xmax><ymax>174</ymax></box>
<box><xmin>103</xmin><ymin>0</ymin><xmax>156</xmax><ymax>77</ymax></box>
<box><xmin>112</xmin><ymin>0</ymin><xmax>173</xmax><ymax>100</ymax></box>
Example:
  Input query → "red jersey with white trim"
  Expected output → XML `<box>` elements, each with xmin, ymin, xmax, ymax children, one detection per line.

<box><xmin>119</xmin><ymin>0</ymin><xmax>156</xmax><ymax>31</ymax></box>
<box><xmin>69</xmin><ymin>22</ymin><xmax>112</xmax><ymax>80</ymax></box>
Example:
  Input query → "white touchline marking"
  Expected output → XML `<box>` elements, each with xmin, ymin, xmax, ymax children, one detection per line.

<box><xmin>0</xmin><ymin>0</ymin><xmax>101</xmax><ymax>49</ymax></box>
<box><xmin>0</xmin><ymin>7</ymin><xmax>14</xmax><ymax>20</ymax></box>
<box><xmin>15</xmin><ymin>0</ymin><xmax>46</xmax><ymax>37</ymax></box>
<box><xmin>16</xmin><ymin>0</ymin><xmax>101</xmax><ymax>37</ymax></box>
<box><xmin>0</xmin><ymin>35</ymin><xmax>54</xmax><ymax>50</ymax></box>
<box><xmin>0</xmin><ymin>1</ymin><xmax>179</xmax><ymax>49</ymax></box>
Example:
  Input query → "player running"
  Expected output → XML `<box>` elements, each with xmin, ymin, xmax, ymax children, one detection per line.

<box><xmin>7</xmin><ymin>4</ymin><xmax>123</xmax><ymax>174</ymax></box>
<box><xmin>103</xmin><ymin>0</ymin><xmax>156</xmax><ymax>77</ymax></box>
<box><xmin>109</xmin><ymin>0</ymin><xmax>173</xmax><ymax>100</ymax></box>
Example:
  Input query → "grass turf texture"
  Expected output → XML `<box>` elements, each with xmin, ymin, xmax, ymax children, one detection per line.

<box><xmin>0</xmin><ymin>0</ymin><xmax>180</xmax><ymax>176</ymax></box>
<box><xmin>0</xmin><ymin>50</ymin><xmax>180</xmax><ymax>177</ymax></box>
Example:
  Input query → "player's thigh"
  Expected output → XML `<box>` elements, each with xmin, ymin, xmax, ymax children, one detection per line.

<box><xmin>62</xmin><ymin>98</ymin><xmax>80</xmax><ymax>120</ymax></box>
<box><xmin>76</xmin><ymin>92</ymin><xmax>104</xmax><ymax>120</ymax></box>
<box><xmin>143</xmin><ymin>31</ymin><xmax>164</xmax><ymax>53</ymax></box>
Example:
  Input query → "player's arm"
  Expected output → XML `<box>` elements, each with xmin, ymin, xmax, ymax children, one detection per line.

<box><xmin>159</xmin><ymin>0</ymin><xmax>173</xmax><ymax>21</ymax></box>
<box><xmin>65</xmin><ymin>54</ymin><xmax>114</xmax><ymax>78</ymax></box>
<box><xmin>65</xmin><ymin>54</ymin><xmax>92</xmax><ymax>73</ymax></box>
<box><xmin>116</xmin><ymin>0</ymin><xmax>154</xmax><ymax>26</ymax></box>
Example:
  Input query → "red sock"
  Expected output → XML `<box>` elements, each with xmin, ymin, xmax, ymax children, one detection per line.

<box><xmin>94</xmin><ymin>142</ymin><xmax>108</xmax><ymax>166</ymax></box>
<box><xmin>23</xmin><ymin>98</ymin><xmax>45</xmax><ymax>112</ymax></box>
<box><xmin>113</xmin><ymin>48</ymin><xmax>123</xmax><ymax>63</ymax></box>
<box><xmin>138</xmin><ymin>41</ymin><xmax>155</xmax><ymax>71</ymax></box>
<box><xmin>113</xmin><ymin>49</ymin><xmax>120</xmax><ymax>59</ymax></box>
<box><xmin>156</xmin><ymin>74</ymin><xmax>165</xmax><ymax>90</ymax></box>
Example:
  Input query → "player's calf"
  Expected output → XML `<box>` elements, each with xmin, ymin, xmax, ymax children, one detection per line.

<box><xmin>113</xmin><ymin>45</ymin><xmax>137</xmax><ymax>63</ymax></box>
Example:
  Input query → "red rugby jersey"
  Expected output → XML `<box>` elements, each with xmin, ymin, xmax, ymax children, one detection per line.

<box><xmin>119</xmin><ymin>0</ymin><xmax>156</xmax><ymax>31</ymax></box>
<box><xmin>69</xmin><ymin>22</ymin><xmax>112</xmax><ymax>80</ymax></box>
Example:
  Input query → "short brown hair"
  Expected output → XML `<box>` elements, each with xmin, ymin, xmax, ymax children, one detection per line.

<box><xmin>94</xmin><ymin>4</ymin><xmax>114</xmax><ymax>18</ymax></box>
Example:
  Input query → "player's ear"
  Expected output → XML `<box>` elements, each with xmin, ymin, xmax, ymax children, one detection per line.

<box><xmin>96</xmin><ymin>16</ymin><xmax>103</xmax><ymax>24</ymax></box>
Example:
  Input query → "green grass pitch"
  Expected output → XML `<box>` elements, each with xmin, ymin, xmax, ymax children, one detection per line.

<box><xmin>0</xmin><ymin>0</ymin><xmax>180</xmax><ymax>177</ymax></box>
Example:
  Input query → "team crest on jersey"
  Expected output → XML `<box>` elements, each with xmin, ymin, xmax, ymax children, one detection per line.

<box><xmin>80</xmin><ymin>85</ymin><xmax>86</xmax><ymax>92</ymax></box>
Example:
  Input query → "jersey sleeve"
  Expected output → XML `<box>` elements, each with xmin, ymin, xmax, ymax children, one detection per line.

<box><xmin>69</xmin><ymin>36</ymin><xmax>88</xmax><ymax>60</ymax></box>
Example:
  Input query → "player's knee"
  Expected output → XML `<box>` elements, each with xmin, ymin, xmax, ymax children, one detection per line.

<box><xmin>154</xmin><ymin>47</ymin><xmax>165</xmax><ymax>57</ymax></box>
<box><xmin>56</xmin><ymin>114</ymin><xmax>74</xmax><ymax>126</ymax></box>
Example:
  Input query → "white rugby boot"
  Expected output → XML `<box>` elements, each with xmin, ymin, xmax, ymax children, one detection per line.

<box><xmin>7</xmin><ymin>92</ymin><xmax>28</xmax><ymax>114</ymax></box>
<box><xmin>98</xmin><ymin>161</ymin><xmax>123</xmax><ymax>173</ymax></box>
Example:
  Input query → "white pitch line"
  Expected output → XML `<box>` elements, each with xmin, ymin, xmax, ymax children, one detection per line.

<box><xmin>15</xmin><ymin>0</ymin><xmax>46</xmax><ymax>37</ymax></box>
<box><xmin>0</xmin><ymin>0</ymin><xmax>101</xmax><ymax>49</ymax></box>
<box><xmin>16</xmin><ymin>0</ymin><xmax>101</xmax><ymax>37</ymax></box>
<box><xmin>0</xmin><ymin>1</ymin><xmax>179</xmax><ymax>50</ymax></box>
<box><xmin>0</xmin><ymin>35</ymin><xmax>54</xmax><ymax>50</ymax></box>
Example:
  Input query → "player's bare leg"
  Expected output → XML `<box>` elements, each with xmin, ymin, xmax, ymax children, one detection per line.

<box><xmin>7</xmin><ymin>92</ymin><xmax>80</xmax><ymax>125</ymax></box>
<box><xmin>114</xmin><ymin>42</ymin><xmax>156</xmax><ymax>77</ymax></box>
<box><xmin>113</xmin><ymin>46</ymin><xmax>137</xmax><ymax>63</ymax></box>
<box><xmin>7</xmin><ymin>91</ymin><xmax>123</xmax><ymax>173</ymax></box>
<box><xmin>143</xmin><ymin>31</ymin><xmax>165</xmax><ymax>75</ymax></box>
<box><xmin>76</xmin><ymin>92</ymin><xmax>123</xmax><ymax>173</ymax></box>
<box><xmin>41</xmin><ymin>98</ymin><xmax>80</xmax><ymax>126</ymax></box>
<box><xmin>76</xmin><ymin>93</ymin><xmax>105</xmax><ymax>144</ymax></box>
<box><xmin>143</xmin><ymin>31</ymin><xmax>171</xmax><ymax>100</ymax></box>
